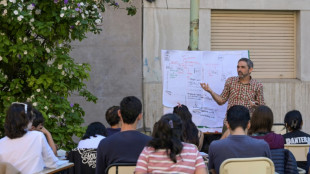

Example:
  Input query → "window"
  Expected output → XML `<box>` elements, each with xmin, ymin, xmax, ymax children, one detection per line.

<box><xmin>211</xmin><ymin>10</ymin><xmax>296</xmax><ymax>78</ymax></box>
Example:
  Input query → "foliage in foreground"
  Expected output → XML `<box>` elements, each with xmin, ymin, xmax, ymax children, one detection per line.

<box><xmin>0</xmin><ymin>0</ymin><xmax>136</xmax><ymax>150</ymax></box>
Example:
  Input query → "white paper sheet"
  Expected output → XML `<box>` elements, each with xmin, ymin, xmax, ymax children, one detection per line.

<box><xmin>162</xmin><ymin>50</ymin><xmax>249</xmax><ymax>132</ymax></box>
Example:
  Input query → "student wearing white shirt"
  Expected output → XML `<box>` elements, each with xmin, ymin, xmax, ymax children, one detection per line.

<box><xmin>77</xmin><ymin>122</ymin><xmax>107</xmax><ymax>149</ymax></box>
<box><xmin>0</xmin><ymin>102</ymin><xmax>58</xmax><ymax>174</ymax></box>
<box><xmin>30</xmin><ymin>109</ymin><xmax>58</xmax><ymax>156</ymax></box>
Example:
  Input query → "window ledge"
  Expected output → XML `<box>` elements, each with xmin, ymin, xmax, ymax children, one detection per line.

<box><xmin>257</xmin><ymin>78</ymin><xmax>301</xmax><ymax>83</ymax></box>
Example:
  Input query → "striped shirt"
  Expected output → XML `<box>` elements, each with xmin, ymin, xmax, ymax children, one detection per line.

<box><xmin>221</xmin><ymin>76</ymin><xmax>265</xmax><ymax>114</ymax></box>
<box><xmin>135</xmin><ymin>143</ymin><xmax>206</xmax><ymax>174</ymax></box>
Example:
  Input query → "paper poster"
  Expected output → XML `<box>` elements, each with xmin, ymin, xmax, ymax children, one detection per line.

<box><xmin>162</xmin><ymin>50</ymin><xmax>249</xmax><ymax>132</ymax></box>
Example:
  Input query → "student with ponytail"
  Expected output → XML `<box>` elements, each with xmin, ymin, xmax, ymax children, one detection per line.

<box><xmin>283</xmin><ymin>110</ymin><xmax>310</xmax><ymax>171</ymax></box>
<box><xmin>135</xmin><ymin>113</ymin><xmax>207</xmax><ymax>174</ymax></box>
<box><xmin>283</xmin><ymin>110</ymin><xmax>310</xmax><ymax>144</ymax></box>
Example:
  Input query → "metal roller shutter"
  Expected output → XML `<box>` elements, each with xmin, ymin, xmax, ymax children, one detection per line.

<box><xmin>211</xmin><ymin>10</ymin><xmax>296</xmax><ymax>78</ymax></box>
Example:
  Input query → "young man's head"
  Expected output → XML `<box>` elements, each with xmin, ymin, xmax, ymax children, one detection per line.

<box><xmin>30</xmin><ymin>109</ymin><xmax>44</xmax><ymax>131</ymax></box>
<box><xmin>105</xmin><ymin>106</ymin><xmax>120</xmax><ymax>127</ymax></box>
<box><xmin>226</xmin><ymin>105</ymin><xmax>250</xmax><ymax>131</ymax></box>
<box><xmin>119</xmin><ymin>96</ymin><xmax>142</xmax><ymax>124</ymax></box>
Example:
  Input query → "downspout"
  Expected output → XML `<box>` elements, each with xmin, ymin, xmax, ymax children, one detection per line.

<box><xmin>188</xmin><ymin>0</ymin><xmax>200</xmax><ymax>51</ymax></box>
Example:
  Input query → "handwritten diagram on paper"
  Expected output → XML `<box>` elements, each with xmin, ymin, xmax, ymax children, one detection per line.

<box><xmin>162</xmin><ymin>50</ymin><xmax>249</xmax><ymax>132</ymax></box>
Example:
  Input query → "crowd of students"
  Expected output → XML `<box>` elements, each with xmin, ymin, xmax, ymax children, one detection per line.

<box><xmin>0</xmin><ymin>97</ymin><xmax>310</xmax><ymax>174</ymax></box>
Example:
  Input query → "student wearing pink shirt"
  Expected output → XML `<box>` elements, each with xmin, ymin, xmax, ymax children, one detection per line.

<box><xmin>135</xmin><ymin>113</ymin><xmax>207</xmax><ymax>174</ymax></box>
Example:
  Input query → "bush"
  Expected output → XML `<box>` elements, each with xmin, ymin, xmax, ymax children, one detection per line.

<box><xmin>0</xmin><ymin>0</ymin><xmax>136</xmax><ymax>150</ymax></box>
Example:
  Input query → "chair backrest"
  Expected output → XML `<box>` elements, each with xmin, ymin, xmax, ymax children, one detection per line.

<box><xmin>284</xmin><ymin>144</ymin><xmax>310</xmax><ymax>161</ymax></box>
<box><xmin>105</xmin><ymin>163</ymin><xmax>136</xmax><ymax>174</ymax></box>
<box><xmin>67</xmin><ymin>148</ymin><xmax>97</xmax><ymax>174</ymax></box>
<box><xmin>219</xmin><ymin>157</ymin><xmax>275</xmax><ymax>174</ymax></box>
<box><xmin>272</xmin><ymin>123</ymin><xmax>287</xmax><ymax>135</ymax></box>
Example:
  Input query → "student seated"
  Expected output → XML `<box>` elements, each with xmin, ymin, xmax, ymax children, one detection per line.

<box><xmin>173</xmin><ymin>104</ymin><xmax>204</xmax><ymax>150</ymax></box>
<box><xmin>30</xmin><ymin>109</ymin><xmax>57</xmax><ymax>155</ymax></box>
<box><xmin>0</xmin><ymin>102</ymin><xmax>58</xmax><ymax>174</ymax></box>
<box><xmin>283</xmin><ymin>110</ymin><xmax>310</xmax><ymax>171</ymax></box>
<box><xmin>96</xmin><ymin>96</ymin><xmax>151</xmax><ymax>174</ymax></box>
<box><xmin>77</xmin><ymin>122</ymin><xmax>107</xmax><ymax>148</ymax></box>
<box><xmin>68</xmin><ymin>122</ymin><xmax>106</xmax><ymax>174</ymax></box>
<box><xmin>208</xmin><ymin>105</ymin><xmax>271</xmax><ymax>174</ymax></box>
<box><xmin>247</xmin><ymin>106</ymin><xmax>298</xmax><ymax>174</ymax></box>
<box><xmin>105</xmin><ymin>106</ymin><xmax>121</xmax><ymax>137</ymax></box>
<box><xmin>248</xmin><ymin>105</ymin><xmax>284</xmax><ymax>149</ymax></box>
<box><xmin>135</xmin><ymin>113</ymin><xmax>207</xmax><ymax>174</ymax></box>
<box><xmin>283</xmin><ymin>110</ymin><xmax>310</xmax><ymax>144</ymax></box>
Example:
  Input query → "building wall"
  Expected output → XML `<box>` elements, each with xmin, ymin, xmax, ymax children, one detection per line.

<box><xmin>69</xmin><ymin>2</ymin><xmax>143</xmax><ymax>127</ymax></box>
<box><xmin>143</xmin><ymin>0</ymin><xmax>310</xmax><ymax>133</ymax></box>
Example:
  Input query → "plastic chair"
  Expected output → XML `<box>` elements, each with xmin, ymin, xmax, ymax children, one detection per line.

<box><xmin>219</xmin><ymin>157</ymin><xmax>275</xmax><ymax>174</ymax></box>
<box><xmin>284</xmin><ymin>144</ymin><xmax>309</xmax><ymax>174</ymax></box>
<box><xmin>272</xmin><ymin>123</ymin><xmax>287</xmax><ymax>135</ymax></box>
<box><xmin>284</xmin><ymin>144</ymin><xmax>310</xmax><ymax>161</ymax></box>
<box><xmin>105</xmin><ymin>163</ymin><xmax>136</xmax><ymax>174</ymax></box>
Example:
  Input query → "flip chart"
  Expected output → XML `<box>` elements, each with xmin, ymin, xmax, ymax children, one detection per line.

<box><xmin>162</xmin><ymin>50</ymin><xmax>249</xmax><ymax>132</ymax></box>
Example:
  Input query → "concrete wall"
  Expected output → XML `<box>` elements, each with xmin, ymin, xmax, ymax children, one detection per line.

<box><xmin>143</xmin><ymin>0</ymin><xmax>310</xmax><ymax>133</ymax></box>
<box><xmin>69</xmin><ymin>2</ymin><xmax>143</xmax><ymax>127</ymax></box>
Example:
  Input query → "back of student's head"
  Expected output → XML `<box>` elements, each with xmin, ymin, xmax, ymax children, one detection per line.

<box><xmin>120</xmin><ymin>96</ymin><xmax>142</xmax><ymax>124</ymax></box>
<box><xmin>227</xmin><ymin>105</ymin><xmax>250</xmax><ymax>131</ymax></box>
<box><xmin>32</xmin><ymin>109</ymin><xmax>45</xmax><ymax>128</ymax></box>
<box><xmin>105</xmin><ymin>106</ymin><xmax>120</xmax><ymax>127</ymax></box>
<box><xmin>82</xmin><ymin>122</ymin><xmax>107</xmax><ymax>140</ymax></box>
<box><xmin>4</xmin><ymin>102</ymin><xmax>34</xmax><ymax>139</ymax></box>
<box><xmin>249</xmin><ymin>105</ymin><xmax>274</xmax><ymax>134</ymax></box>
<box><xmin>173</xmin><ymin>104</ymin><xmax>199</xmax><ymax>146</ymax></box>
<box><xmin>284</xmin><ymin>110</ymin><xmax>303</xmax><ymax>131</ymax></box>
<box><xmin>148</xmin><ymin>113</ymin><xmax>183</xmax><ymax>163</ymax></box>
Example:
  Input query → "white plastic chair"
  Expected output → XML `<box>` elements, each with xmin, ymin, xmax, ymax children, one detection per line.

<box><xmin>219</xmin><ymin>157</ymin><xmax>275</xmax><ymax>174</ymax></box>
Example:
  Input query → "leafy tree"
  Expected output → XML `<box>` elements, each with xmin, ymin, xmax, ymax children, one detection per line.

<box><xmin>0</xmin><ymin>0</ymin><xmax>136</xmax><ymax>150</ymax></box>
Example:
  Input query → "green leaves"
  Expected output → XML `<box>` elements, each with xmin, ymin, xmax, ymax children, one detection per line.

<box><xmin>0</xmin><ymin>0</ymin><xmax>136</xmax><ymax>150</ymax></box>
<box><xmin>126</xmin><ymin>5</ymin><xmax>137</xmax><ymax>16</ymax></box>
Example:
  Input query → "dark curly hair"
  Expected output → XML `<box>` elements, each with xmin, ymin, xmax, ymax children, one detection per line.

<box><xmin>4</xmin><ymin>102</ymin><xmax>34</xmax><ymax>139</ymax></box>
<box><xmin>173</xmin><ymin>104</ymin><xmax>199</xmax><ymax>148</ymax></box>
<box><xmin>32</xmin><ymin>109</ymin><xmax>45</xmax><ymax>127</ymax></box>
<box><xmin>105</xmin><ymin>106</ymin><xmax>120</xmax><ymax>126</ymax></box>
<box><xmin>148</xmin><ymin>113</ymin><xmax>183</xmax><ymax>163</ymax></box>
<box><xmin>82</xmin><ymin>122</ymin><xmax>107</xmax><ymax>140</ymax></box>
<box><xmin>120</xmin><ymin>96</ymin><xmax>142</xmax><ymax>124</ymax></box>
